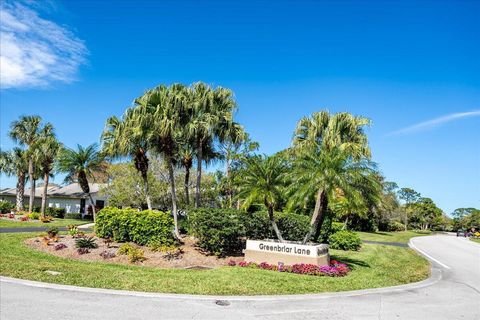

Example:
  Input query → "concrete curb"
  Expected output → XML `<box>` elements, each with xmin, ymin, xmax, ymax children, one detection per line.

<box><xmin>0</xmin><ymin>236</ymin><xmax>442</xmax><ymax>301</ymax></box>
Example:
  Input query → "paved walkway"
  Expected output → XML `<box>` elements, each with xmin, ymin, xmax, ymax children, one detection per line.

<box><xmin>1</xmin><ymin>235</ymin><xmax>479</xmax><ymax>319</ymax></box>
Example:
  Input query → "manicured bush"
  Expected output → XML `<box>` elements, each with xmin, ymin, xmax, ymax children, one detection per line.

<box><xmin>328</xmin><ymin>230</ymin><xmax>362</xmax><ymax>251</ymax></box>
<box><xmin>0</xmin><ymin>201</ymin><xmax>15</xmax><ymax>214</ymax></box>
<box><xmin>27</xmin><ymin>212</ymin><xmax>40</xmax><ymax>220</ymax></box>
<box><xmin>65</xmin><ymin>213</ymin><xmax>83</xmax><ymax>220</ymax></box>
<box><xmin>242</xmin><ymin>211</ymin><xmax>310</xmax><ymax>241</ymax></box>
<box><xmin>47</xmin><ymin>226</ymin><xmax>59</xmax><ymax>238</ymax></box>
<box><xmin>188</xmin><ymin>208</ymin><xmax>245</xmax><ymax>256</ymax></box>
<box><xmin>95</xmin><ymin>207</ymin><xmax>174</xmax><ymax>246</ymax></box>
<box><xmin>118</xmin><ymin>243</ymin><xmax>135</xmax><ymax>255</ymax></box>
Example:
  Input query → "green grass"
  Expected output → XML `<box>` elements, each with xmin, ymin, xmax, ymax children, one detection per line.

<box><xmin>470</xmin><ymin>238</ymin><xmax>480</xmax><ymax>244</ymax></box>
<box><xmin>0</xmin><ymin>218</ymin><xmax>90</xmax><ymax>228</ymax></box>
<box><xmin>356</xmin><ymin>230</ymin><xmax>433</xmax><ymax>244</ymax></box>
<box><xmin>0</xmin><ymin>232</ymin><xmax>430</xmax><ymax>295</ymax></box>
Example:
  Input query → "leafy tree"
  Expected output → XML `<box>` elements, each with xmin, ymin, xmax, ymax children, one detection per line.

<box><xmin>100</xmin><ymin>163</ymin><xmax>166</xmax><ymax>209</ymax></box>
<box><xmin>9</xmin><ymin>115</ymin><xmax>53</xmax><ymax>212</ymax></box>
<box><xmin>0</xmin><ymin>148</ymin><xmax>29</xmax><ymax>211</ymax></box>
<box><xmin>237</xmin><ymin>155</ymin><xmax>288</xmax><ymax>242</ymax></box>
<box><xmin>398</xmin><ymin>187</ymin><xmax>421</xmax><ymax>230</ymax></box>
<box><xmin>409</xmin><ymin>197</ymin><xmax>443</xmax><ymax>230</ymax></box>
<box><xmin>57</xmin><ymin>144</ymin><xmax>106</xmax><ymax>221</ymax></box>
<box><xmin>102</xmin><ymin>107</ymin><xmax>154</xmax><ymax>209</ymax></box>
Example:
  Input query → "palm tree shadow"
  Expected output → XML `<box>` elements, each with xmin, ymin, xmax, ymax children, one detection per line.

<box><xmin>331</xmin><ymin>255</ymin><xmax>370</xmax><ymax>268</ymax></box>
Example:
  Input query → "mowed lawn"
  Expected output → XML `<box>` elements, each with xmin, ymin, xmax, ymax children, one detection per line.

<box><xmin>0</xmin><ymin>218</ymin><xmax>90</xmax><ymax>228</ymax></box>
<box><xmin>0</xmin><ymin>232</ymin><xmax>429</xmax><ymax>295</ymax></box>
<box><xmin>356</xmin><ymin>230</ymin><xmax>433</xmax><ymax>244</ymax></box>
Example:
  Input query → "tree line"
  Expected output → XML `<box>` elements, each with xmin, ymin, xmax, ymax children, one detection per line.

<box><xmin>1</xmin><ymin>82</ymin><xmax>473</xmax><ymax>242</ymax></box>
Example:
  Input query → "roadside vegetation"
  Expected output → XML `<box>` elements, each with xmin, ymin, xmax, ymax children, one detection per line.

<box><xmin>0</xmin><ymin>232</ymin><xmax>429</xmax><ymax>295</ymax></box>
<box><xmin>0</xmin><ymin>218</ymin><xmax>88</xmax><ymax>229</ymax></box>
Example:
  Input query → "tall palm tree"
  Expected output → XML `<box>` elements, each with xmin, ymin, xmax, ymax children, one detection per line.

<box><xmin>292</xmin><ymin>111</ymin><xmax>371</xmax><ymax>160</ymax></box>
<box><xmin>0</xmin><ymin>148</ymin><xmax>29</xmax><ymax>211</ymax></box>
<box><xmin>57</xmin><ymin>144</ymin><xmax>105</xmax><ymax>222</ymax></box>
<box><xmin>102</xmin><ymin>106</ymin><xmax>153</xmax><ymax>210</ymax></box>
<box><xmin>237</xmin><ymin>155</ymin><xmax>288</xmax><ymax>242</ymax></box>
<box><xmin>186</xmin><ymin>82</ymin><xmax>237</xmax><ymax>208</ymax></box>
<box><xmin>9</xmin><ymin>116</ymin><xmax>54</xmax><ymax>213</ymax></box>
<box><xmin>136</xmin><ymin>84</ymin><xmax>187</xmax><ymax>238</ymax></box>
<box><xmin>177</xmin><ymin>141</ymin><xmax>194</xmax><ymax>206</ymax></box>
<box><xmin>289</xmin><ymin>148</ymin><xmax>380</xmax><ymax>244</ymax></box>
<box><xmin>35</xmin><ymin>136</ymin><xmax>61</xmax><ymax>216</ymax></box>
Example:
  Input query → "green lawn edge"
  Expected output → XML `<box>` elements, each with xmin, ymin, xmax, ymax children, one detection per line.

<box><xmin>470</xmin><ymin>238</ymin><xmax>480</xmax><ymax>244</ymax></box>
<box><xmin>356</xmin><ymin>230</ymin><xmax>434</xmax><ymax>244</ymax></box>
<box><xmin>0</xmin><ymin>232</ymin><xmax>430</xmax><ymax>295</ymax></box>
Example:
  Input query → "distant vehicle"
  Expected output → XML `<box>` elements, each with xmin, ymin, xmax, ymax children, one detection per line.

<box><xmin>456</xmin><ymin>229</ymin><xmax>467</xmax><ymax>237</ymax></box>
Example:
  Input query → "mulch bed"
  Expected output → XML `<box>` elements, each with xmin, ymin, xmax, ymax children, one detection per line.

<box><xmin>25</xmin><ymin>235</ymin><xmax>243</xmax><ymax>269</ymax></box>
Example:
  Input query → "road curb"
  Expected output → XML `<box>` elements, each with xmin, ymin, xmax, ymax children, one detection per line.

<box><xmin>0</xmin><ymin>242</ymin><xmax>442</xmax><ymax>301</ymax></box>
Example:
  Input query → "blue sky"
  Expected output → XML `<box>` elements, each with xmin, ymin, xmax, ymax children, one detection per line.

<box><xmin>1</xmin><ymin>0</ymin><xmax>479</xmax><ymax>214</ymax></box>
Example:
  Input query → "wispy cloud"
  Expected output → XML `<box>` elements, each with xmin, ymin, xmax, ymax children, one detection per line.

<box><xmin>0</xmin><ymin>0</ymin><xmax>87</xmax><ymax>89</ymax></box>
<box><xmin>389</xmin><ymin>110</ymin><xmax>480</xmax><ymax>136</ymax></box>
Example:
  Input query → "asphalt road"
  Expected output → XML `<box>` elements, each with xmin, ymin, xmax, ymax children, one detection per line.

<box><xmin>1</xmin><ymin>235</ymin><xmax>479</xmax><ymax>320</ymax></box>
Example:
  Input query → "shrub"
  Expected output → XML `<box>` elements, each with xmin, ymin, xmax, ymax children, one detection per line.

<box><xmin>188</xmin><ymin>208</ymin><xmax>245</xmax><ymax>256</ymax></box>
<box><xmin>27</xmin><ymin>212</ymin><xmax>40</xmax><ymax>220</ymax></box>
<box><xmin>45</xmin><ymin>207</ymin><xmax>66</xmax><ymax>218</ymax></box>
<box><xmin>40</xmin><ymin>216</ymin><xmax>54</xmax><ymax>223</ymax></box>
<box><xmin>54</xmin><ymin>243</ymin><xmax>67</xmax><ymax>251</ymax></box>
<box><xmin>99</xmin><ymin>250</ymin><xmax>116</xmax><ymax>259</ymax></box>
<box><xmin>118</xmin><ymin>243</ymin><xmax>135</xmax><ymax>255</ymax></box>
<box><xmin>95</xmin><ymin>207</ymin><xmax>174</xmax><ymax>246</ymax></box>
<box><xmin>0</xmin><ymin>201</ymin><xmax>15</xmax><ymax>214</ymax></box>
<box><xmin>128</xmin><ymin>248</ymin><xmax>146</xmax><ymax>263</ymax></box>
<box><xmin>242</xmin><ymin>211</ymin><xmax>310</xmax><ymax>241</ymax></box>
<box><xmin>75</xmin><ymin>236</ymin><xmax>98</xmax><ymax>249</ymax></box>
<box><xmin>77</xmin><ymin>248</ymin><xmax>90</xmax><ymax>254</ymax></box>
<box><xmin>67</xmin><ymin>225</ymin><xmax>79</xmax><ymax>237</ymax></box>
<box><xmin>47</xmin><ymin>226</ymin><xmax>59</xmax><ymax>238</ymax></box>
<box><xmin>7</xmin><ymin>213</ymin><xmax>15</xmax><ymax>219</ymax></box>
<box><xmin>20</xmin><ymin>215</ymin><xmax>29</xmax><ymax>221</ymax></box>
<box><xmin>65</xmin><ymin>213</ymin><xmax>83</xmax><ymax>220</ymax></box>
<box><xmin>387</xmin><ymin>221</ymin><xmax>405</xmax><ymax>232</ymax></box>
<box><xmin>328</xmin><ymin>230</ymin><xmax>362</xmax><ymax>251</ymax></box>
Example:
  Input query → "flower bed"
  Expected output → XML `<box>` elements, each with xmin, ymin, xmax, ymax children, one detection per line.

<box><xmin>228</xmin><ymin>259</ymin><xmax>350</xmax><ymax>277</ymax></box>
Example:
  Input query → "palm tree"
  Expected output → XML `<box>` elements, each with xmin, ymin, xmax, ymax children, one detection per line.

<box><xmin>289</xmin><ymin>148</ymin><xmax>380</xmax><ymax>244</ymax></box>
<box><xmin>9</xmin><ymin>116</ymin><xmax>54</xmax><ymax>213</ymax></box>
<box><xmin>102</xmin><ymin>107</ymin><xmax>153</xmax><ymax>210</ymax></box>
<box><xmin>177</xmin><ymin>141</ymin><xmax>195</xmax><ymax>206</ymax></box>
<box><xmin>237</xmin><ymin>155</ymin><xmax>288</xmax><ymax>242</ymax></box>
<box><xmin>0</xmin><ymin>148</ymin><xmax>29</xmax><ymax>211</ymax></box>
<box><xmin>135</xmin><ymin>84</ymin><xmax>187</xmax><ymax>238</ymax></box>
<box><xmin>35</xmin><ymin>136</ymin><xmax>61</xmax><ymax>216</ymax></box>
<box><xmin>186</xmin><ymin>82</ymin><xmax>237</xmax><ymax>208</ymax></box>
<box><xmin>293</xmin><ymin>111</ymin><xmax>371</xmax><ymax>160</ymax></box>
<box><xmin>57</xmin><ymin>144</ymin><xmax>105</xmax><ymax>222</ymax></box>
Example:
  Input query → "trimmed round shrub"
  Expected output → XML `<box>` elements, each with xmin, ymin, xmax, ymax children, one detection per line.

<box><xmin>387</xmin><ymin>221</ymin><xmax>405</xmax><ymax>232</ymax></box>
<box><xmin>45</xmin><ymin>207</ymin><xmax>66</xmax><ymax>218</ymax></box>
<box><xmin>328</xmin><ymin>230</ymin><xmax>362</xmax><ymax>251</ymax></box>
<box><xmin>95</xmin><ymin>207</ymin><xmax>174</xmax><ymax>246</ymax></box>
<box><xmin>188</xmin><ymin>208</ymin><xmax>244</xmax><ymax>257</ymax></box>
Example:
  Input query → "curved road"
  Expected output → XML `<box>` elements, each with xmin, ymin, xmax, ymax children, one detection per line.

<box><xmin>1</xmin><ymin>235</ymin><xmax>479</xmax><ymax>319</ymax></box>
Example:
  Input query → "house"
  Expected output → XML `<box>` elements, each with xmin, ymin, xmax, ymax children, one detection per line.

<box><xmin>0</xmin><ymin>183</ymin><xmax>107</xmax><ymax>215</ymax></box>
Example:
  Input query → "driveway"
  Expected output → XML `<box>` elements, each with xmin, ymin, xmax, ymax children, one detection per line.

<box><xmin>1</xmin><ymin>235</ymin><xmax>479</xmax><ymax>319</ymax></box>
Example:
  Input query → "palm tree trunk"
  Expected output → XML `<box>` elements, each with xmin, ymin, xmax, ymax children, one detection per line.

<box><xmin>184</xmin><ymin>165</ymin><xmax>190</xmax><ymax>206</ymax></box>
<box><xmin>302</xmin><ymin>189</ymin><xmax>328</xmax><ymax>244</ymax></box>
<box><xmin>226</xmin><ymin>157</ymin><xmax>232</xmax><ymax>208</ymax></box>
<box><xmin>16</xmin><ymin>174</ymin><xmax>25</xmax><ymax>211</ymax></box>
<box><xmin>195</xmin><ymin>140</ymin><xmax>203</xmax><ymax>208</ymax></box>
<box><xmin>266</xmin><ymin>202</ymin><xmax>284</xmax><ymax>242</ymax></box>
<box><xmin>88</xmin><ymin>193</ymin><xmax>96</xmax><ymax>222</ymax></box>
<box><xmin>28</xmin><ymin>159</ymin><xmax>34</xmax><ymax>213</ymax></box>
<box><xmin>141</xmin><ymin>171</ymin><xmax>152</xmax><ymax>210</ymax></box>
<box><xmin>40</xmin><ymin>172</ymin><xmax>49</xmax><ymax>217</ymax></box>
<box><xmin>167</xmin><ymin>154</ymin><xmax>180</xmax><ymax>239</ymax></box>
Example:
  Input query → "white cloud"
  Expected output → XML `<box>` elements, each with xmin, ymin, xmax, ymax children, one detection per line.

<box><xmin>389</xmin><ymin>110</ymin><xmax>480</xmax><ymax>136</ymax></box>
<box><xmin>0</xmin><ymin>0</ymin><xmax>87</xmax><ymax>89</ymax></box>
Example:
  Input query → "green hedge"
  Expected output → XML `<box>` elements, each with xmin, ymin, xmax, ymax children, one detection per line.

<box><xmin>95</xmin><ymin>207</ymin><xmax>174</xmax><ymax>246</ymax></box>
<box><xmin>65</xmin><ymin>213</ymin><xmax>83</xmax><ymax>220</ymax></box>
<box><xmin>328</xmin><ymin>230</ymin><xmax>362</xmax><ymax>251</ymax></box>
<box><xmin>45</xmin><ymin>207</ymin><xmax>66</xmax><ymax>218</ymax></box>
<box><xmin>188</xmin><ymin>208</ymin><xmax>244</xmax><ymax>257</ymax></box>
<box><xmin>0</xmin><ymin>201</ymin><xmax>14</xmax><ymax>214</ymax></box>
<box><xmin>242</xmin><ymin>211</ymin><xmax>310</xmax><ymax>241</ymax></box>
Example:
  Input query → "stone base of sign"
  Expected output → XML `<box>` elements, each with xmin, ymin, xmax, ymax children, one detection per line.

<box><xmin>243</xmin><ymin>239</ymin><xmax>330</xmax><ymax>266</ymax></box>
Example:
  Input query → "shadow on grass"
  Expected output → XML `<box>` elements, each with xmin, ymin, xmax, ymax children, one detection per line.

<box><xmin>331</xmin><ymin>255</ymin><xmax>371</xmax><ymax>269</ymax></box>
